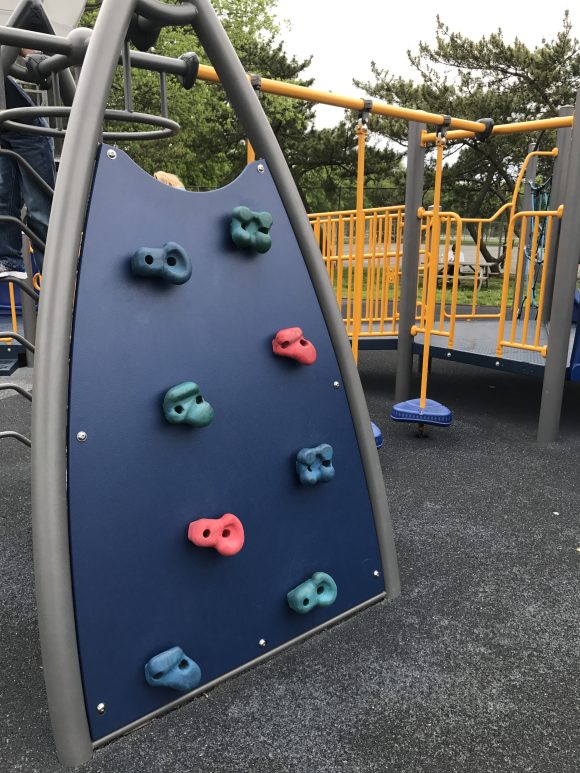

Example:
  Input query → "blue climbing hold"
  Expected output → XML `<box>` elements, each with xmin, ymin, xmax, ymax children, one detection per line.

<box><xmin>371</xmin><ymin>421</ymin><xmax>383</xmax><ymax>449</ymax></box>
<box><xmin>131</xmin><ymin>241</ymin><xmax>192</xmax><ymax>285</ymax></box>
<box><xmin>144</xmin><ymin>646</ymin><xmax>201</xmax><ymax>692</ymax></box>
<box><xmin>296</xmin><ymin>443</ymin><xmax>335</xmax><ymax>486</ymax></box>
<box><xmin>390</xmin><ymin>398</ymin><xmax>452</xmax><ymax>427</ymax></box>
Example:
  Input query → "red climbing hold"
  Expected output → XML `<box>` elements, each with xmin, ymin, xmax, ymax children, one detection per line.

<box><xmin>272</xmin><ymin>327</ymin><xmax>317</xmax><ymax>365</ymax></box>
<box><xmin>187</xmin><ymin>513</ymin><xmax>245</xmax><ymax>556</ymax></box>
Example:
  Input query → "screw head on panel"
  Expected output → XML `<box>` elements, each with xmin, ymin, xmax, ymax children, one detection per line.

<box><xmin>495</xmin><ymin>361</ymin><xmax>500</xmax><ymax>367</ymax></box>
<box><xmin>446</xmin><ymin>352</ymin><xmax>451</xmax><ymax>358</ymax></box>
<box><xmin>333</xmin><ymin>381</ymin><xmax>340</xmax><ymax>389</ymax></box>
<box><xmin>258</xmin><ymin>638</ymin><xmax>267</xmax><ymax>647</ymax></box>
<box><xmin>257</xmin><ymin>164</ymin><xmax>265</xmax><ymax>173</ymax></box>
<box><xmin>373</xmin><ymin>570</ymin><xmax>381</xmax><ymax>577</ymax></box>
<box><xmin>107</xmin><ymin>149</ymin><xmax>117</xmax><ymax>159</ymax></box>
<box><xmin>96</xmin><ymin>703</ymin><xmax>106</xmax><ymax>715</ymax></box>
<box><xmin>76</xmin><ymin>431</ymin><xmax>87</xmax><ymax>442</ymax></box>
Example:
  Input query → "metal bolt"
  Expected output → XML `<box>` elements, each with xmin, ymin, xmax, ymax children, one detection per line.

<box><xmin>373</xmin><ymin>570</ymin><xmax>380</xmax><ymax>577</ymax></box>
<box><xmin>96</xmin><ymin>703</ymin><xmax>106</xmax><ymax>715</ymax></box>
<box><xmin>258</xmin><ymin>638</ymin><xmax>267</xmax><ymax>647</ymax></box>
<box><xmin>76</xmin><ymin>431</ymin><xmax>87</xmax><ymax>442</ymax></box>
<box><xmin>446</xmin><ymin>352</ymin><xmax>451</xmax><ymax>358</ymax></box>
<box><xmin>495</xmin><ymin>361</ymin><xmax>500</xmax><ymax>367</ymax></box>
<box><xmin>333</xmin><ymin>381</ymin><xmax>340</xmax><ymax>389</ymax></box>
<box><xmin>257</xmin><ymin>163</ymin><xmax>265</xmax><ymax>173</ymax></box>
<box><xmin>107</xmin><ymin>149</ymin><xmax>117</xmax><ymax>160</ymax></box>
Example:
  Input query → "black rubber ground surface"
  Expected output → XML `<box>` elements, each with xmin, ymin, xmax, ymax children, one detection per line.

<box><xmin>1</xmin><ymin>354</ymin><xmax>579</xmax><ymax>772</ymax></box>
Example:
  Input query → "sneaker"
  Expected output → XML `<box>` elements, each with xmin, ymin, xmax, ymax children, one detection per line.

<box><xmin>0</xmin><ymin>260</ymin><xmax>27</xmax><ymax>280</ymax></box>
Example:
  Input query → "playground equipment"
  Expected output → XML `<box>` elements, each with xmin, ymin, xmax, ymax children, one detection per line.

<box><xmin>0</xmin><ymin>0</ymin><xmax>399</xmax><ymax>766</ymax></box>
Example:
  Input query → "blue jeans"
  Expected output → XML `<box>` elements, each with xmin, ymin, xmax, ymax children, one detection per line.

<box><xmin>0</xmin><ymin>90</ymin><xmax>55</xmax><ymax>271</ymax></box>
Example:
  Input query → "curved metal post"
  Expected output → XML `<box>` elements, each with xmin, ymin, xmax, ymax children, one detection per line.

<box><xmin>31</xmin><ymin>0</ymin><xmax>138</xmax><ymax>766</ymax></box>
<box><xmin>192</xmin><ymin>0</ymin><xmax>399</xmax><ymax>598</ymax></box>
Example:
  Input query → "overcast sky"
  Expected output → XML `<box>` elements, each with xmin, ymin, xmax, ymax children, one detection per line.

<box><xmin>274</xmin><ymin>1</ymin><xmax>576</xmax><ymax>126</ymax></box>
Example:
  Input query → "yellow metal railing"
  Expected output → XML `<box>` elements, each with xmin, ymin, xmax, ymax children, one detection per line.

<box><xmin>308</xmin><ymin>204</ymin><xmax>406</xmax><ymax>341</ymax></box>
<box><xmin>310</xmin><ymin>147</ymin><xmax>562</xmax><ymax>373</ymax></box>
<box><xmin>0</xmin><ymin>282</ymin><xmax>19</xmax><ymax>344</ymax></box>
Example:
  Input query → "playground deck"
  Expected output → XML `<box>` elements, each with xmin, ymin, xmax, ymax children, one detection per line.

<box><xmin>358</xmin><ymin>318</ymin><xmax>577</xmax><ymax>377</ymax></box>
<box><xmin>1</xmin><ymin>355</ymin><xmax>578</xmax><ymax>773</ymax></box>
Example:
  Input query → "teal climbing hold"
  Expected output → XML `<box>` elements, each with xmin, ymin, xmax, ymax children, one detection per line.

<box><xmin>230</xmin><ymin>206</ymin><xmax>273</xmax><ymax>254</ymax></box>
<box><xmin>287</xmin><ymin>571</ymin><xmax>338</xmax><ymax>614</ymax></box>
<box><xmin>162</xmin><ymin>382</ymin><xmax>214</xmax><ymax>427</ymax></box>
<box><xmin>131</xmin><ymin>241</ymin><xmax>192</xmax><ymax>285</ymax></box>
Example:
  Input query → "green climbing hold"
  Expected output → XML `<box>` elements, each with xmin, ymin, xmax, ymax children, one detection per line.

<box><xmin>231</xmin><ymin>206</ymin><xmax>273</xmax><ymax>254</ymax></box>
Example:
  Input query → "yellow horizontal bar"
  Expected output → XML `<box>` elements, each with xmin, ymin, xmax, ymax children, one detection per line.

<box><xmin>499</xmin><ymin>340</ymin><xmax>548</xmax><ymax>357</ymax></box>
<box><xmin>460</xmin><ymin>202</ymin><xmax>512</xmax><ymax>224</ymax></box>
<box><xmin>308</xmin><ymin>205</ymin><xmax>404</xmax><ymax>218</ymax></box>
<box><xmin>196</xmin><ymin>64</ymin><xmax>485</xmax><ymax>132</ymax></box>
<box><xmin>422</xmin><ymin>115</ymin><xmax>574</xmax><ymax>144</ymax></box>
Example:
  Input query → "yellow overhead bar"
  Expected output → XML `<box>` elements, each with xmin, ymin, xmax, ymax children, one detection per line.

<box><xmin>422</xmin><ymin>115</ymin><xmax>574</xmax><ymax>145</ymax></box>
<box><xmin>196</xmin><ymin>63</ymin><xmax>485</xmax><ymax>132</ymax></box>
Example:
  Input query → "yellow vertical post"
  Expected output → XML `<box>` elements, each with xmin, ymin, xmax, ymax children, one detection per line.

<box><xmin>246</xmin><ymin>140</ymin><xmax>255</xmax><ymax>164</ymax></box>
<box><xmin>351</xmin><ymin>118</ymin><xmax>368</xmax><ymax>362</ymax></box>
<box><xmin>419</xmin><ymin>137</ymin><xmax>445</xmax><ymax>409</ymax></box>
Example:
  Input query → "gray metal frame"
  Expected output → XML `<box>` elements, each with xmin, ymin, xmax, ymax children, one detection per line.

<box><xmin>23</xmin><ymin>0</ymin><xmax>399</xmax><ymax>766</ymax></box>
<box><xmin>31</xmin><ymin>0</ymin><xmax>138</xmax><ymax>765</ymax></box>
<box><xmin>537</xmin><ymin>88</ymin><xmax>580</xmax><ymax>443</ymax></box>
<box><xmin>543</xmin><ymin>104</ymin><xmax>574</xmax><ymax>322</ymax></box>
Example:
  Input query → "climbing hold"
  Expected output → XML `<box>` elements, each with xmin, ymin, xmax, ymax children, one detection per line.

<box><xmin>163</xmin><ymin>382</ymin><xmax>214</xmax><ymax>427</ymax></box>
<box><xmin>287</xmin><ymin>571</ymin><xmax>337</xmax><ymax>614</ymax></box>
<box><xmin>390</xmin><ymin>398</ymin><xmax>452</xmax><ymax>427</ymax></box>
<box><xmin>131</xmin><ymin>241</ymin><xmax>192</xmax><ymax>285</ymax></box>
<box><xmin>187</xmin><ymin>513</ymin><xmax>244</xmax><ymax>556</ymax></box>
<box><xmin>296</xmin><ymin>444</ymin><xmax>334</xmax><ymax>486</ymax></box>
<box><xmin>144</xmin><ymin>646</ymin><xmax>201</xmax><ymax>692</ymax></box>
<box><xmin>272</xmin><ymin>327</ymin><xmax>317</xmax><ymax>365</ymax></box>
<box><xmin>230</xmin><ymin>206</ymin><xmax>273</xmax><ymax>254</ymax></box>
<box><xmin>371</xmin><ymin>421</ymin><xmax>383</xmax><ymax>449</ymax></box>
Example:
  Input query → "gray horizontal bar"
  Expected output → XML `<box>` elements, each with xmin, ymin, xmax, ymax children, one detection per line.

<box><xmin>0</xmin><ymin>26</ymin><xmax>72</xmax><ymax>55</ymax></box>
<box><xmin>0</xmin><ymin>331</ymin><xmax>35</xmax><ymax>352</ymax></box>
<box><xmin>0</xmin><ymin>275</ymin><xmax>40</xmax><ymax>301</ymax></box>
<box><xmin>0</xmin><ymin>148</ymin><xmax>54</xmax><ymax>196</ymax></box>
<box><xmin>134</xmin><ymin>0</ymin><xmax>197</xmax><ymax>25</ymax></box>
<box><xmin>0</xmin><ymin>383</ymin><xmax>32</xmax><ymax>400</ymax></box>
<box><xmin>0</xmin><ymin>430</ymin><xmax>31</xmax><ymax>447</ymax></box>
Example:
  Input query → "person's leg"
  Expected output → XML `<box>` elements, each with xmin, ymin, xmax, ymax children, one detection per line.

<box><xmin>8</xmin><ymin>126</ymin><xmax>55</xmax><ymax>271</ymax></box>
<box><xmin>0</xmin><ymin>147</ymin><xmax>26</xmax><ymax>273</ymax></box>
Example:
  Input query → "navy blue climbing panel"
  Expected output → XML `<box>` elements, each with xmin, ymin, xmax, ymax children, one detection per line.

<box><xmin>68</xmin><ymin>146</ymin><xmax>383</xmax><ymax>740</ymax></box>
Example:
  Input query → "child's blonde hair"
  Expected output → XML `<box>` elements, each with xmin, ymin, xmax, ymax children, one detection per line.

<box><xmin>154</xmin><ymin>170</ymin><xmax>185</xmax><ymax>189</ymax></box>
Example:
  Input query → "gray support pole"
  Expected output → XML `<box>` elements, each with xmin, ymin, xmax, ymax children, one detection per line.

<box><xmin>543</xmin><ymin>105</ymin><xmax>574</xmax><ymax>322</ymax></box>
<box><xmin>20</xmin><ymin>236</ymin><xmax>36</xmax><ymax>367</ymax></box>
<box><xmin>518</xmin><ymin>143</ymin><xmax>537</xmax><ymax>309</ymax></box>
<box><xmin>191</xmin><ymin>0</ymin><xmax>400</xmax><ymax>599</ymax></box>
<box><xmin>394</xmin><ymin>121</ymin><xmax>425</xmax><ymax>403</ymax></box>
<box><xmin>537</xmin><ymin>90</ymin><xmax>580</xmax><ymax>443</ymax></box>
<box><xmin>31</xmin><ymin>0</ymin><xmax>138</xmax><ymax>766</ymax></box>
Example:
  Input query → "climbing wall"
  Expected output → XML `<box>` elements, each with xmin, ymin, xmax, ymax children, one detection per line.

<box><xmin>68</xmin><ymin>145</ymin><xmax>384</xmax><ymax>740</ymax></box>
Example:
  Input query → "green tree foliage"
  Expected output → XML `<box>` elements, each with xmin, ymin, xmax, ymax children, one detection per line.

<box><xmin>355</xmin><ymin>12</ymin><xmax>580</xmax><ymax>261</ymax></box>
<box><xmin>82</xmin><ymin>0</ymin><xmax>315</xmax><ymax>190</ymax></box>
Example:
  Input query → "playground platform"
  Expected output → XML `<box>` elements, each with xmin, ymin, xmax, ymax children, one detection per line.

<box><xmin>1</xmin><ymin>354</ymin><xmax>578</xmax><ymax>773</ymax></box>
<box><xmin>358</xmin><ymin>317</ymin><xmax>577</xmax><ymax>378</ymax></box>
